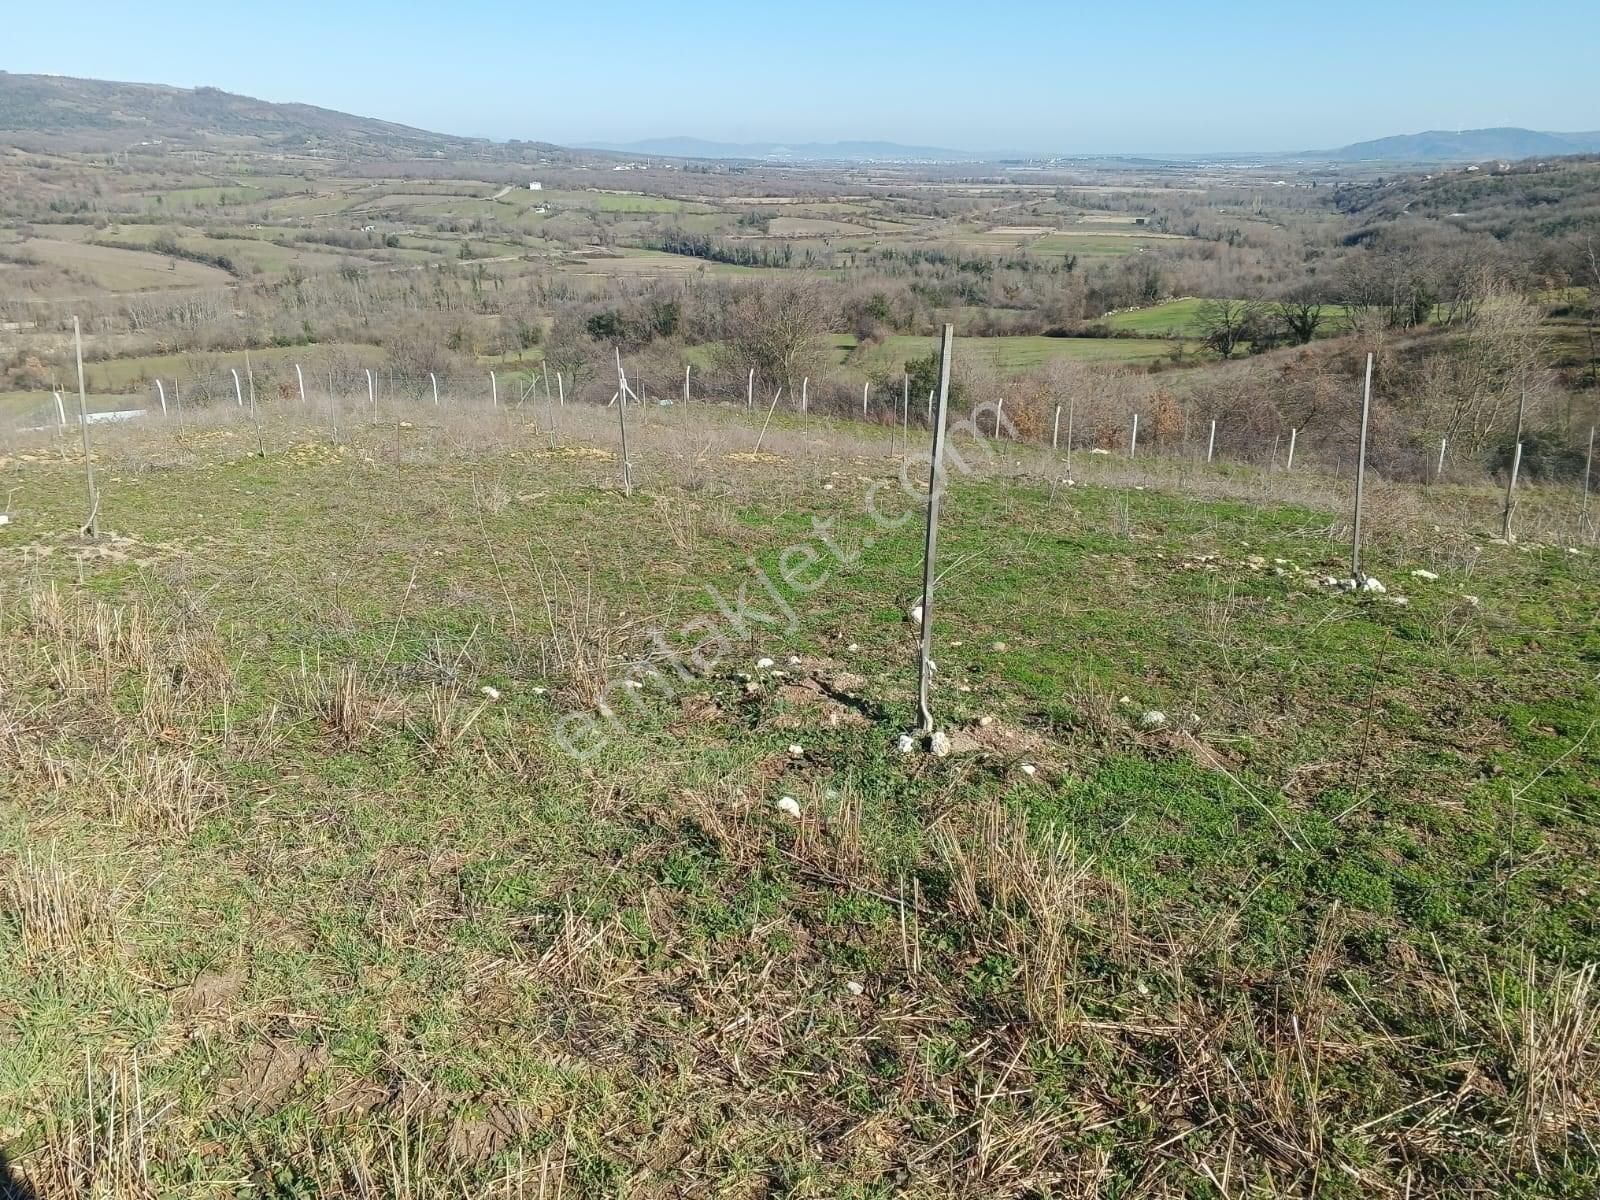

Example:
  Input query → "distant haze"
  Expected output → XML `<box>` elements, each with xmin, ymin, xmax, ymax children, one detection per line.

<box><xmin>3</xmin><ymin>0</ymin><xmax>1598</xmax><ymax>155</ymax></box>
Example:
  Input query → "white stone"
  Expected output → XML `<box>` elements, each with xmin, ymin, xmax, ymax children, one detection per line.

<box><xmin>756</xmin><ymin>657</ymin><xmax>775</xmax><ymax>669</ymax></box>
<box><xmin>480</xmin><ymin>685</ymin><xmax>501</xmax><ymax>701</ymax></box>
<box><xmin>977</xmin><ymin>715</ymin><xmax>994</xmax><ymax>727</ymax></box>
<box><xmin>896</xmin><ymin>734</ymin><xmax>917</xmax><ymax>754</ymax></box>
<box><xmin>1139</xmin><ymin>710</ymin><xmax>1168</xmax><ymax>731</ymax></box>
<box><xmin>847</xmin><ymin>642</ymin><xmax>860</xmax><ymax>653</ymax></box>
<box><xmin>991</xmin><ymin>641</ymin><xmax>1007</xmax><ymax>652</ymax></box>
<box><xmin>844</xmin><ymin>980</ymin><xmax>865</xmax><ymax>996</ymax></box>
<box><xmin>1020</xmin><ymin>763</ymin><xmax>1037</xmax><ymax>776</ymax></box>
<box><xmin>1361</xmin><ymin>576</ymin><xmax>1387</xmax><ymax>594</ymax></box>
<box><xmin>787</xmin><ymin>743</ymin><xmax>804</xmax><ymax>757</ymax></box>
<box><xmin>929</xmin><ymin>730</ymin><xmax>952</xmax><ymax>757</ymax></box>
<box><xmin>775</xmin><ymin>796</ymin><xmax>801</xmax><ymax>818</ymax></box>
<box><xmin>1410</xmin><ymin>569</ymin><xmax>1439</xmax><ymax>581</ymax></box>
<box><xmin>908</xmin><ymin>604</ymin><xmax>923</xmax><ymax>623</ymax></box>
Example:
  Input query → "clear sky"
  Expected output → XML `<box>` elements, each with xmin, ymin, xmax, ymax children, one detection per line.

<box><xmin>5</xmin><ymin>0</ymin><xmax>1597</xmax><ymax>153</ymax></box>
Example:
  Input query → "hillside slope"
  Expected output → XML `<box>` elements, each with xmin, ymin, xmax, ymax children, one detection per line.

<box><xmin>0</xmin><ymin>72</ymin><xmax>546</xmax><ymax>158</ymax></box>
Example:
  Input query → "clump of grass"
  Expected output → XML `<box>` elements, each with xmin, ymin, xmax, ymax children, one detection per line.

<box><xmin>4</xmin><ymin>846</ymin><xmax>109</xmax><ymax>960</ymax></box>
<box><xmin>293</xmin><ymin>656</ymin><xmax>398</xmax><ymax>746</ymax></box>
<box><xmin>1496</xmin><ymin>955</ymin><xmax>1600</xmax><ymax>1174</ymax></box>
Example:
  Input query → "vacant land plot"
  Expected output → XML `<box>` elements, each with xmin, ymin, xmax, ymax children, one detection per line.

<box><xmin>22</xmin><ymin>238</ymin><xmax>234</xmax><ymax>292</ymax></box>
<box><xmin>0</xmin><ymin>404</ymin><xmax>1594</xmax><ymax>1197</ymax></box>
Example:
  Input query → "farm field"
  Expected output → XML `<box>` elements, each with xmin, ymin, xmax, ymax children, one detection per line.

<box><xmin>0</xmin><ymin>402</ymin><xmax>1596</xmax><ymax>1196</ymax></box>
<box><xmin>850</xmin><ymin>333</ymin><xmax>1201</xmax><ymax>374</ymax></box>
<box><xmin>19</xmin><ymin>238</ymin><xmax>235</xmax><ymax>292</ymax></box>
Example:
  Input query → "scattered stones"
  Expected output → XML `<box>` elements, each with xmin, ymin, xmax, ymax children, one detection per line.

<box><xmin>775</xmin><ymin>796</ymin><xmax>801</xmax><ymax>818</ymax></box>
<box><xmin>1361</xmin><ymin>576</ymin><xmax>1387</xmax><ymax>594</ymax></box>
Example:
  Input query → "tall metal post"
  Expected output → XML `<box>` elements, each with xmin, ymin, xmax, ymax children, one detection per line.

<box><xmin>685</xmin><ymin>363</ymin><xmax>691</xmax><ymax>406</ymax></box>
<box><xmin>74</xmin><ymin>317</ymin><xmax>98</xmax><ymax>538</ymax></box>
<box><xmin>430</xmin><ymin>373</ymin><xmax>439</xmax><ymax>407</ymax></box>
<box><xmin>916</xmin><ymin>324</ymin><xmax>955</xmax><ymax>736</ymax></box>
<box><xmin>1207</xmin><ymin>418</ymin><xmax>1216</xmax><ymax>463</ymax></box>
<box><xmin>1052</xmin><ymin>404</ymin><xmax>1061</xmax><ymax>451</ymax></box>
<box><xmin>1286</xmin><ymin>427</ymin><xmax>1297</xmax><ymax>472</ymax></box>
<box><xmin>614</xmin><ymin>349</ymin><xmax>633</xmax><ymax>496</ymax></box>
<box><xmin>862</xmin><ymin>380</ymin><xmax>869</xmax><ymax>418</ymax></box>
<box><xmin>490</xmin><ymin>370</ymin><xmax>498</xmax><ymax>408</ymax></box>
<box><xmin>1129</xmin><ymin>413</ymin><xmax>1139</xmax><ymax>458</ymax></box>
<box><xmin>1351</xmin><ymin>353</ymin><xmax>1374</xmax><ymax>580</ymax></box>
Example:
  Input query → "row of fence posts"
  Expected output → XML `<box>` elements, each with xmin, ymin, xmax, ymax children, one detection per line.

<box><xmin>43</xmin><ymin>333</ymin><xmax>1599</xmax><ymax>552</ymax></box>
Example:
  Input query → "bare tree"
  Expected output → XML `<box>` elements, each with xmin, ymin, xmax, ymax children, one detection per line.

<box><xmin>714</xmin><ymin>280</ymin><xmax>837</xmax><ymax>395</ymax></box>
<box><xmin>1196</xmin><ymin>298</ymin><xmax>1262</xmax><ymax>360</ymax></box>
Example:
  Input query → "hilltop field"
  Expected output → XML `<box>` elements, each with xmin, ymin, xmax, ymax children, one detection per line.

<box><xmin>1</xmin><ymin>393</ymin><xmax>1597</xmax><ymax>1197</ymax></box>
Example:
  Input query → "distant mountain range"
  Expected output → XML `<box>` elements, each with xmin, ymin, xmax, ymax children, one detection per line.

<box><xmin>5</xmin><ymin>74</ymin><xmax>1599</xmax><ymax>170</ymax></box>
<box><xmin>577</xmin><ymin>137</ymin><xmax>988</xmax><ymax>163</ymax></box>
<box><xmin>1322</xmin><ymin>127</ymin><xmax>1600</xmax><ymax>162</ymax></box>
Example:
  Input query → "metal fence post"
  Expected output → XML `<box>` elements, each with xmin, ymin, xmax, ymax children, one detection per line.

<box><xmin>1351</xmin><ymin>353</ymin><xmax>1374</xmax><ymax>580</ymax></box>
<box><xmin>916</xmin><ymin>324</ymin><xmax>955</xmax><ymax>735</ymax></box>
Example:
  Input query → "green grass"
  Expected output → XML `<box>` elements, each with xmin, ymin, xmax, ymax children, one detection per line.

<box><xmin>850</xmin><ymin>333</ymin><xmax>1202</xmax><ymax>373</ymax></box>
<box><xmin>0</xmin><ymin>407</ymin><xmax>1595</xmax><ymax>1195</ymax></box>
<box><xmin>1104</xmin><ymin>298</ymin><xmax>1358</xmax><ymax>339</ymax></box>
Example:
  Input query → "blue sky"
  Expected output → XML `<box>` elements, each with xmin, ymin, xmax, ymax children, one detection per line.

<box><xmin>6</xmin><ymin>0</ymin><xmax>1597</xmax><ymax>152</ymax></box>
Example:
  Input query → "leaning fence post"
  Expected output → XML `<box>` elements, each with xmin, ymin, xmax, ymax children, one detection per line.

<box><xmin>916</xmin><ymin>324</ymin><xmax>955</xmax><ymax>736</ymax></box>
<box><xmin>1583</xmin><ymin>425</ymin><xmax>1595</xmax><ymax>521</ymax></box>
<box><xmin>1129</xmin><ymin>413</ymin><xmax>1139</xmax><ymax>458</ymax></box>
<box><xmin>1286</xmin><ymin>427</ymin><xmax>1297</xmax><ymax>471</ymax></box>
<box><xmin>1351</xmin><ymin>352</ymin><xmax>1374</xmax><ymax>580</ymax></box>
<box><xmin>73</xmin><ymin>317</ymin><xmax>98</xmax><ymax>539</ymax></box>
<box><xmin>1437</xmin><ymin>436</ymin><xmax>1448</xmax><ymax>481</ymax></box>
<box><xmin>154</xmin><ymin>379</ymin><xmax>167</xmax><ymax>417</ymax></box>
<box><xmin>366</xmin><ymin>368</ymin><xmax>375</xmax><ymax>421</ymax></box>
<box><xmin>753</xmin><ymin>388</ymin><xmax>783</xmax><ymax>456</ymax></box>
<box><xmin>1501</xmin><ymin>385</ymin><xmax>1528</xmax><ymax>541</ymax></box>
<box><xmin>614</xmin><ymin>349</ymin><xmax>633</xmax><ymax>496</ymax></box>
<box><xmin>1502</xmin><ymin>442</ymin><xmax>1524</xmax><ymax>542</ymax></box>
<box><xmin>1052</xmin><ymin>404</ymin><xmax>1062</xmax><ymax>451</ymax></box>
<box><xmin>801</xmin><ymin>376</ymin><xmax>808</xmax><ymax>414</ymax></box>
<box><xmin>684</xmin><ymin>363</ymin><xmax>691</xmax><ymax>406</ymax></box>
<box><xmin>295</xmin><ymin>363</ymin><xmax>307</xmax><ymax>408</ymax></box>
<box><xmin>231</xmin><ymin>368</ymin><xmax>244</xmax><ymax>409</ymax></box>
<box><xmin>747</xmin><ymin>368</ymin><xmax>754</xmax><ymax>409</ymax></box>
<box><xmin>490</xmin><ymin>370</ymin><xmax>498</xmax><ymax>409</ymax></box>
<box><xmin>430</xmin><ymin>373</ymin><xmax>439</xmax><ymax>406</ymax></box>
<box><xmin>53</xmin><ymin>390</ymin><xmax>67</xmax><ymax>430</ymax></box>
<box><xmin>1207</xmin><ymin>418</ymin><xmax>1217</xmax><ymax>463</ymax></box>
<box><xmin>862</xmin><ymin>380</ymin><xmax>869</xmax><ymax>418</ymax></box>
<box><xmin>994</xmin><ymin>398</ymin><xmax>1005</xmax><ymax>440</ymax></box>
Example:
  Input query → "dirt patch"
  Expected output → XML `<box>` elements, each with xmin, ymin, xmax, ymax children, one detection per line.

<box><xmin>220</xmin><ymin>1040</ymin><xmax>330</xmax><ymax>1114</ymax></box>
<box><xmin>772</xmin><ymin>678</ymin><xmax>871</xmax><ymax>729</ymax></box>
<box><xmin>173</xmin><ymin>968</ymin><xmax>247</xmax><ymax>1018</ymax></box>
